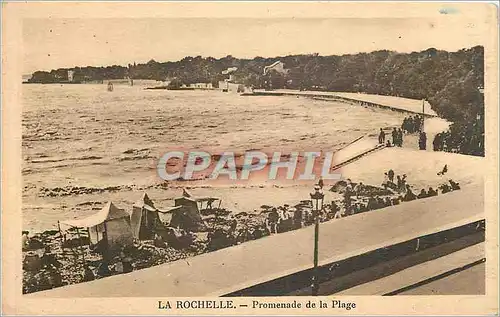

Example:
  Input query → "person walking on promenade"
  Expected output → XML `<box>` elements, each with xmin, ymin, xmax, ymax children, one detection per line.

<box><xmin>317</xmin><ymin>177</ymin><xmax>324</xmax><ymax>190</ymax></box>
<box><xmin>419</xmin><ymin>132</ymin><xmax>427</xmax><ymax>150</ymax></box>
<box><xmin>388</xmin><ymin>169</ymin><xmax>395</xmax><ymax>183</ymax></box>
<box><xmin>392</xmin><ymin>128</ymin><xmax>398</xmax><ymax>146</ymax></box>
<box><xmin>396</xmin><ymin>175</ymin><xmax>407</xmax><ymax>192</ymax></box>
<box><xmin>397</xmin><ymin>128</ymin><xmax>404</xmax><ymax>147</ymax></box>
<box><xmin>400</xmin><ymin>174</ymin><xmax>407</xmax><ymax>192</ymax></box>
<box><xmin>382</xmin><ymin>172</ymin><xmax>390</xmax><ymax>189</ymax></box>
<box><xmin>433</xmin><ymin>133</ymin><xmax>442</xmax><ymax>151</ymax></box>
<box><xmin>378</xmin><ymin>128</ymin><xmax>386</xmax><ymax>144</ymax></box>
<box><xmin>407</xmin><ymin>116</ymin><xmax>414</xmax><ymax>133</ymax></box>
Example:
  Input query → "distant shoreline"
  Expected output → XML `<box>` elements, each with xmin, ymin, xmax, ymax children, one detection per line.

<box><xmin>22</xmin><ymin>81</ymin><xmax>84</xmax><ymax>84</ymax></box>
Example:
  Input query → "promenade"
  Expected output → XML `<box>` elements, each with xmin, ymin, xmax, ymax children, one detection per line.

<box><xmin>28</xmin><ymin>186</ymin><xmax>483</xmax><ymax>298</ymax></box>
<box><xmin>250</xmin><ymin>89</ymin><xmax>438</xmax><ymax>117</ymax></box>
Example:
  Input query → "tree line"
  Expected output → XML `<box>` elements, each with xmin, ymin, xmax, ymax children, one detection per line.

<box><xmin>27</xmin><ymin>46</ymin><xmax>484</xmax><ymax>156</ymax></box>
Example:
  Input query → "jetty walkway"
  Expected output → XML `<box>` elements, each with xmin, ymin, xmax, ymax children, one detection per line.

<box><xmin>246</xmin><ymin>89</ymin><xmax>438</xmax><ymax>117</ymax></box>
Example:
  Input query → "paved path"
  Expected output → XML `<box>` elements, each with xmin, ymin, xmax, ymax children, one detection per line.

<box><xmin>252</xmin><ymin>90</ymin><xmax>438</xmax><ymax>116</ymax></box>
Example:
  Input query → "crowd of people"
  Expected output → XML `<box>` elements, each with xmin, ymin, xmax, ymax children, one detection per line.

<box><xmin>22</xmin><ymin>236</ymin><xmax>140</xmax><ymax>293</ymax></box>
<box><xmin>402</xmin><ymin>115</ymin><xmax>424</xmax><ymax>134</ymax></box>
<box><xmin>383</xmin><ymin>114</ymin><xmax>430</xmax><ymax>151</ymax></box>
<box><xmin>399</xmin><ymin>113</ymin><xmax>477</xmax><ymax>153</ymax></box>
<box><xmin>265</xmin><ymin>203</ymin><xmax>320</xmax><ymax>235</ymax></box>
<box><xmin>378</xmin><ymin>128</ymin><xmax>404</xmax><ymax>147</ymax></box>
<box><xmin>432</xmin><ymin>122</ymin><xmax>483</xmax><ymax>156</ymax></box>
<box><xmin>433</xmin><ymin>131</ymin><xmax>451</xmax><ymax>152</ymax></box>
<box><xmin>261</xmin><ymin>165</ymin><xmax>462</xmax><ymax>239</ymax></box>
<box><xmin>334</xmin><ymin>165</ymin><xmax>461</xmax><ymax>218</ymax></box>
<box><xmin>391</xmin><ymin>128</ymin><xmax>404</xmax><ymax>147</ymax></box>
<box><xmin>383</xmin><ymin>115</ymin><xmax>430</xmax><ymax>151</ymax></box>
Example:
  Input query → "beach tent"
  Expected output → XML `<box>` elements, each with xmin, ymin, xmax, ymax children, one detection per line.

<box><xmin>170</xmin><ymin>197</ymin><xmax>207</xmax><ymax>232</ymax></box>
<box><xmin>182</xmin><ymin>188</ymin><xmax>222</xmax><ymax>211</ymax></box>
<box><xmin>130</xmin><ymin>193</ymin><xmax>164</xmax><ymax>240</ymax></box>
<box><xmin>61</xmin><ymin>202</ymin><xmax>133</xmax><ymax>251</ymax></box>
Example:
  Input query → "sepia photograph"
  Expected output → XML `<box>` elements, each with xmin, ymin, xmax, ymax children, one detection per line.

<box><xmin>2</xmin><ymin>2</ymin><xmax>498</xmax><ymax>315</ymax></box>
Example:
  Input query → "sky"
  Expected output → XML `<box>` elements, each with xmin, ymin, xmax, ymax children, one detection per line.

<box><xmin>23</xmin><ymin>17</ymin><xmax>485</xmax><ymax>74</ymax></box>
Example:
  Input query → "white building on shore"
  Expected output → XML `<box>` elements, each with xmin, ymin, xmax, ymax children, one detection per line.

<box><xmin>263</xmin><ymin>61</ymin><xmax>288</xmax><ymax>75</ymax></box>
<box><xmin>219</xmin><ymin>66</ymin><xmax>247</xmax><ymax>93</ymax></box>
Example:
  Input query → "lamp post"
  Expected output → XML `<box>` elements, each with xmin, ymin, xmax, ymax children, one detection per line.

<box><xmin>310</xmin><ymin>185</ymin><xmax>324</xmax><ymax>296</ymax></box>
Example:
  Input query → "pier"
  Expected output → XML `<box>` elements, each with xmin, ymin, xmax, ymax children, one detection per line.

<box><xmin>245</xmin><ymin>90</ymin><xmax>438</xmax><ymax>117</ymax></box>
